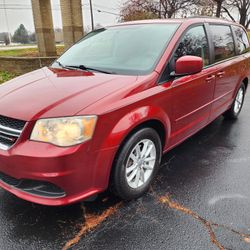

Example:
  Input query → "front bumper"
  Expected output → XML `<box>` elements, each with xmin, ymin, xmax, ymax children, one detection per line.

<box><xmin>0</xmin><ymin>139</ymin><xmax>118</xmax><ymax>206</ymax></box>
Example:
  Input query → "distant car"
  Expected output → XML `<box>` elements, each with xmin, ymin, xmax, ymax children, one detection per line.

<box><xmin>0</xmin><ymin>18</ymin><xmax>249</xmax><ymax>206</ymax></box>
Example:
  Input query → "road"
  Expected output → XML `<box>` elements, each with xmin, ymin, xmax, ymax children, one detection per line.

<box><xmin>1</xmin><ymin>92</ymin><xmax>250</xmax><ymax>250</ymax></box>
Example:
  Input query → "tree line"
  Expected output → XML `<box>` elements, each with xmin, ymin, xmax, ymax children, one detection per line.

<box><xmin>1</xmin><ymin>24</ymin><xmax>65</xmax><ymax>46</ymax></box>
<box><xmin>0</xmin><ymin>24</ymin><xmax>36</xmax><ymax>45</ymax></box>
<box><xmin>120</xmin><ymin>0</ymin><xmax>250</xmax><ymax>29</ymax></box>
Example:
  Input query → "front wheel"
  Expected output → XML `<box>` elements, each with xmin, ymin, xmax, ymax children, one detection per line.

<box><xmin>111</xmin><ymin>127</ymin><xmax>162</xmax><ymax>200</ymax></box>
<box><xmin>224</xmin><ymin>84</ymin><xmax>246</xmax><ymax>120</ymax></box>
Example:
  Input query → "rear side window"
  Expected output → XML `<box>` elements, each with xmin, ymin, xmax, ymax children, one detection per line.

<box><xmin>173</xmin><ymin>25</ymin><xmax>210</xmax><ymax>66</ymax></box>
<box><xmin>232</xmin><ymin>26</ymin><xmax>250</xmax><ymax>54</ymax></box>
<box><xmin>210</xmin><ymin>25</ymin><xmax>235</xmax><ymax>63</ymax></box>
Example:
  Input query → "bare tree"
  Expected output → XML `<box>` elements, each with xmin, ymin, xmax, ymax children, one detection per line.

<box><xmin>213</xmin><ymin>0</ymin><xmax>225</xmax><ymax>17</ymax></box>
<box><xmin>157</xmin><ymin>0</ymin><xmax>196</xmax><ymax>18</ymax></box>
<box><xmin>120</xmin><ymin>0</ymin><xmax>197</xmax><ymax>22</ymax></box>
<box><xmin>222</xmin><ymin>0</ymin><xmax>250</xmax><ymax>28</ymax></box>
<box><xmin>189</xmin><ymin>0</ymin><xmax>216</xmax><ymax>16</ymax></box>
<box><xmin>120</xmin><ymin>0</ymin><xmax>250</xmax><ymax>29</ymax></box>
<box><xmin>120</xmin><ymin>1</ymin><xmax>158</xmax><ymax>22</ymax></box>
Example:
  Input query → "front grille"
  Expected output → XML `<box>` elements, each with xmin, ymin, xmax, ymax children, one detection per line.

<box><xmin>0</xmin><ymin>115</ymin><xmax>26</xmax><ymax>150</ymax></box>
<box><xmin>0</xmin><ymin>115</ymin><xmax>26</xmax><ymax>131</ymax></box>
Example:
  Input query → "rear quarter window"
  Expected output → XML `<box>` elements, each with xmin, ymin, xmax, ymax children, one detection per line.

<box><xmin>232</xmin><ymin>26</ymin><xmax>250</xmax><ymax>54</ymax></box>
<box><xmin>210</xmin><ymin>25</ymin><xmax>235</xmax><ymax>63</ymax></box>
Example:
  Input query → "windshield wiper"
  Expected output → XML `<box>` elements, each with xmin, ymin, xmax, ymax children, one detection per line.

<box><xmin>66</xmin><ymin>65</ymin><xmax>115</xmax><ymax>74</ymax></box>
<box><xmin>55</xmin><ymin>61</ymin><xmax>114</xmax><ymax>74</ymax></box>
<box><xmin>55</xmin><ymin>60</ymin><xmax>68</xmax><ymax>69</ymax></box>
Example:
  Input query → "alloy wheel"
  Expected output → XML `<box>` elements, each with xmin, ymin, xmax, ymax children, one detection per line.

<box><xmin>125</xmin><ymin>139</ymin><xmax>156</xmax><ymax>189</ymax></box>
<box><xmin>234</xmin><ymin>87</ymin><xmax>244</xmax><ymax>114</ymax></box>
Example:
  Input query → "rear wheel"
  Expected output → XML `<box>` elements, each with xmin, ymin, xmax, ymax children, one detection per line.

<box><xmin>111</xmin><ymin>127</ymin><xmax>162</xmax><ymax>200</ymax></box>
<box><xmin>224</xmin><ymin>84</ymin><xmax>246</xmax><ymax>120</ymax></box>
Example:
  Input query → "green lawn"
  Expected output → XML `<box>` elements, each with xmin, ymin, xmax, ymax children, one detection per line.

<box><xmin>0</xmin><ymin>46</ymin><xmax>64</xmax><ymax>57</ymax></box>
<box><xmin>0</xmin><ymin>46</ymin><xmax>64</xmax><ymax>82</ymax></box>
<box><xmin>248</xmin><ymin>31</ymin><xmax>250</xmax><ymax>39</ymax></box>
<box><xmin>0</xmin><ymin>71</ymin><xmax>17</xmax><ymax>84</ymax></box>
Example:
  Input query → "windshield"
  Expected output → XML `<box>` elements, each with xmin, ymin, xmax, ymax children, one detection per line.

<box><xmin>52</xmin><ymin>24</ymin><xmax>179</xmax><ymax>75</ymax></box>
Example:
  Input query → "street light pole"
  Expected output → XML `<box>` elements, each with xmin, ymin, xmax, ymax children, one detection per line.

<box><xmin>3</xmin><ymin>0</ymin><xmax>12</xmax><ymax>44</ymax></box>
<box><xmin>89</xmin><ymin>0</ymin><xmax>94</xmax><ymax>30</ymax></box>
<box><xmin>97</xmin><ymin>9</ymin><xmax>120</xmax><ymax>16</ymax></box>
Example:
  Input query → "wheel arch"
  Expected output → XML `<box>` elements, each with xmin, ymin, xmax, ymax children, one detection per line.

<box><xmin>100</xmin><ymin>105</ymin><xmax>171</xmax><ymax>150</ymax></box>
<box><xmin>100</xmin><ymin>105</ymin><xmax>171</xmax><ymax>189</ymax></box>
<box><xmin>243</xmin><ymin>77</ymin><xmax>248</xmax><ymax>90</ymax></box>
<box><xmin>233</xmin><ymin>76</ymin><xmax>249</xmax><ymax>99</ymax></box>
<box><xmin>108</xmin><ymin>118</ymin><xmax>167</xmax><ymax>191</ymax></box>
<box><xmin>115</xmin><ymin>119</ymin><xmax>167</xmax><ymax>153</ymax></box>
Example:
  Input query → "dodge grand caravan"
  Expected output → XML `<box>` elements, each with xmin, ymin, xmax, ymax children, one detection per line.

<box><xmin>0</xmin><ymin>18</ymin><xmax>249</xmax><ymax>205</ymax></box>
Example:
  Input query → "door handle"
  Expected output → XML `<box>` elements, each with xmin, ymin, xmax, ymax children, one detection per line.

<box><xmin>216</xmin><ymin>71</ymin><xmax>225</xmax><ymax>78</ymax></box>
<box><xmin>205</xmin><ymin>75</ymin><xmax>215</xmax><ymax>82</ymax></box>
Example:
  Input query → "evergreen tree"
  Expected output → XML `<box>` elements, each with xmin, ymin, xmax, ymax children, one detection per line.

<box><xmin>12</xmin><ymin>24</ymin><xmax>29</xmax><ymax>44</ymax></box>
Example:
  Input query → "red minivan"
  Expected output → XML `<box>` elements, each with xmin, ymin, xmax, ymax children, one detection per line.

<box><xmin>0</xmin><ymin>18</ymin><xmax>249</xmax><ymax>205</ymax></box>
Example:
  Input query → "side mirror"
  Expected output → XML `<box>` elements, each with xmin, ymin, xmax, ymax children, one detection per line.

<box><xmin>171</xmin><ymin>55</ymin><xmax>203</xmax><ymax>77</ymax></box>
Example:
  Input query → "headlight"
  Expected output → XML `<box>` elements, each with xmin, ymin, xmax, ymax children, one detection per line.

<box><xmin>30</xmin><ymin>116</ymin><xmax>97</xmax><ymax>147</ymax></box>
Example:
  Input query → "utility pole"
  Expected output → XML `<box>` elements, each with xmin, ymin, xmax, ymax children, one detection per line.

<box><xmin>89</xmin><ymin>0</ymin><xmax>94</xmax><ymax>30</ymax></box>
<box><xmin>3</xmin><ymin>0</ymin><xmax>12</xmax><ymax>44</ymax></box>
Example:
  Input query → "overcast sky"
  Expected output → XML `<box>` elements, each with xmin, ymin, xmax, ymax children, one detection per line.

<box><xmin>0</xmin><ymin>0</ymin><xmax>126</xmax><ymax>34</ymax></box>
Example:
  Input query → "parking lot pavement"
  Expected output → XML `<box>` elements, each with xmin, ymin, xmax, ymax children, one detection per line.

<box><xmin>1</xmin><ymin>92</ymin><xmax>250</xmax><ymax>250</ymax></box>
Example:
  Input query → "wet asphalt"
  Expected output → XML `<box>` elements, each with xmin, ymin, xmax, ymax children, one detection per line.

<box><xmin>1</xmin><ymin>92</ymin><xmax>250</xmax><ymax>250</ymax></box>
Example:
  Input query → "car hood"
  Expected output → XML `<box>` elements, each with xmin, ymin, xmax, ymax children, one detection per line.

<box><xmin>0</xmin><ymin>67</ymin><xmax>138</xmax><ymax>121</ymax></box>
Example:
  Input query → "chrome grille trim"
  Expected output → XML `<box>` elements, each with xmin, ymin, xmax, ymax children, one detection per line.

<box><xmin>0</xmin><ymin>143</ymin><xmax>9</xmax><ymax>151</ymax></box>
<box><xmin>0</xmin><ymin>125</ymin><xmax>22</xmax><ymax>137</ymax></box>
<box><xmin>0</xmin><ymin>117</ymin><xmax>26</xmax><ymax>151</ymax></box>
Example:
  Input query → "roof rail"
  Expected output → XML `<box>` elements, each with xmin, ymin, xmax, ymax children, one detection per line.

<box><xmin>187</xmin><ymin>16</ymin><xmax>227</xmax><ymax>20</ymax></box>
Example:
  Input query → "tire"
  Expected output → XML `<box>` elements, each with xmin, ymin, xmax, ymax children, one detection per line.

<box><xmin>224</xmin><ymin>83</ymin><xmax>246</xmax><ymax>120</ymax></box>
<box><xmin>111</xmin><ymin>127</ymin><xmax>162</xmax><ymax>200</ymax></box>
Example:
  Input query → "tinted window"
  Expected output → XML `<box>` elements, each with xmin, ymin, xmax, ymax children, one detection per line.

<box><xmin>52</xmin><ymin>24</ymin><xmax>179</xmax><ymax>75</ymax></box>
<box><xmin>232</xmin><ymin>26</ymin><xmax>250</xmax><ymax>54</ymax></box>
<box><xmin>173</xmin><ymin>25</ymin><xmax>210</xmax><ymax>66</ymax></box>
<box><xmin>210</xmin><ymin>25</ymin><xmax>235</xmax><ymax>63</ymax></box>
